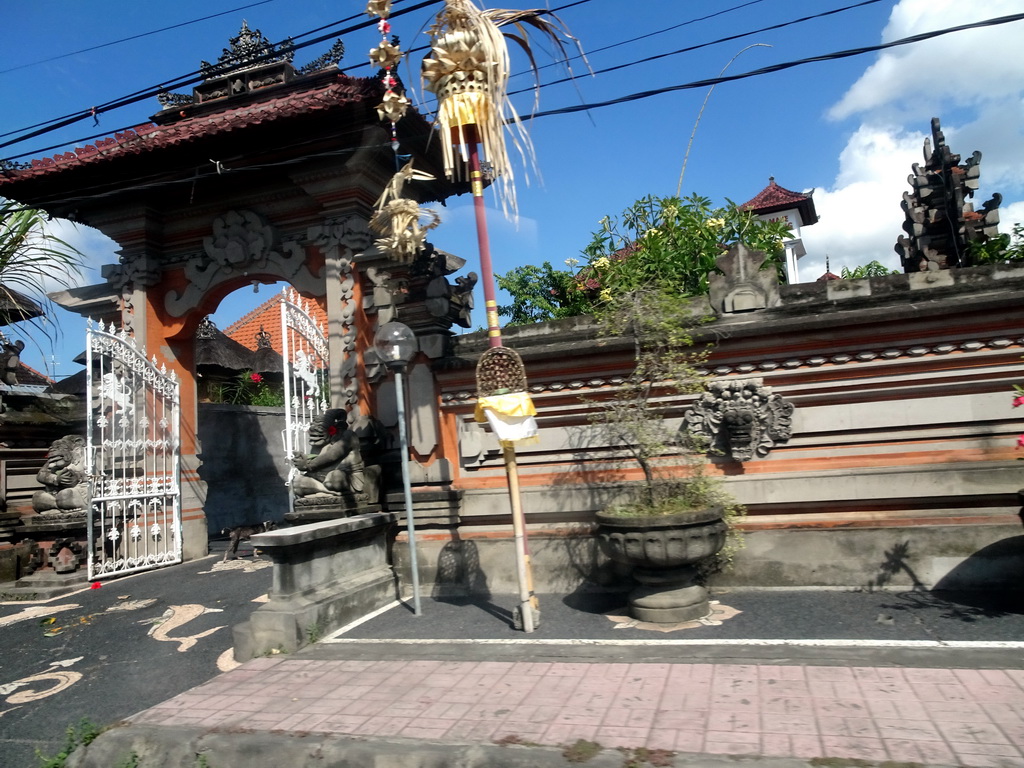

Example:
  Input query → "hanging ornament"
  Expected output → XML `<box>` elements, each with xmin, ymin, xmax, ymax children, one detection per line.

<box><xmin>376</xmin><ymin>90</ymin><xmax>410</xmax><ymax>124</ymax></box>
<box><xmin>365</xmin><ymin>0</ymin><xmax>391</xmax><ymax>17</ymax></box>
<box><xmin>369</xmin><ymin>161</ymin><xmax>441</xmax><ymax>263</ymax></box>
<box><xmin>366</xmin><ymin>0</ymin><xmax>406</xmax><ymax>155</ymax></box>
<box><xmin>369</xmin><ymin>39</ymin><xmax>402</xmax><ymax>69</ymax></box>
<box><xmin>422</xmin><ymin>1</ymin><xmax>587</xmax><ymax>220</ymax></box>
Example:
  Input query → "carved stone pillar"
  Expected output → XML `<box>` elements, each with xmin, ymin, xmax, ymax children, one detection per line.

<box><xmin>308</xmin><ymin>214</ymin><xmax>373</xmax><ymax>419</ymax></box>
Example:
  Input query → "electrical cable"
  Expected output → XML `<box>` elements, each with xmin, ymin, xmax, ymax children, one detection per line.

<box><xmin>509</xmin><ymin>0</ymin><xmax>888</xmax><ymax>96</ymax></box>
<box><xmin>0</xmin><ymin>0</ymin><xmax>281</xmax><ymax>77</ymax></box>
<box><xmin>510</xmin><ymin>0</ymin><xmax>773</xmax><ymax>79</ymax></box>
<box><xmin>3</xmin><ymin>7</ymin><xmax>1019</xmax><ymax>171</ymax></box>
<box><xmin>0</xmin><ymin>0</ymin><xmax>444</xmax><ymax>151</ymax></box>
<box><xmin>521</xmin><ymin>11</ymin><xmax>1024</xmax><ymax>120</ymax></box>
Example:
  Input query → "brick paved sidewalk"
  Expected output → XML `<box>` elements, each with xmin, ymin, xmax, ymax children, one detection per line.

<box><xmin>128</xmin><ymin>657</ymin><xmax>1024</xmax><ymax>767</ymax></box>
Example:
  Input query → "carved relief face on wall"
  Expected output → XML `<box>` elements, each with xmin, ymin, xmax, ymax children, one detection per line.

<box><xmin>684</xmin><ymin>378</ymin><xmax>794</xmax><ymax>463</ymax></box>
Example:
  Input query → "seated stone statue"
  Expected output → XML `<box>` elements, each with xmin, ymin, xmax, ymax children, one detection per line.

<box><xmin>291</xmin><ymin>409</ymin><xmax>379</xmax><ymax>510</ymax></box>
<box><xmin>32</xmin><ymin>435</ymin><xmax>88</xmax><ymax>516</ymax></box>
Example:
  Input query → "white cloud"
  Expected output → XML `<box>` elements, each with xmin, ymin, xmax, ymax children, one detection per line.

<box><xmin>799</xmin><ymin>0</ymin><xmax>1024</xmax><ymax>280</ymax></box>
<box><xmin>44</xmin><ymin>219</ymin><xmax>118</xmax><ymax>284</ymax></box>
<box><xmin>829</xmin><ymin>0</ymin><xmax>1024</xmax><ymax>120</ymax></box>
<box><xmin>1000</xmin><ymin>200</ymin><xmax>1024</xmax><ymax>231</ymax></box>
<box><xmin>799</xmin><ymin>124</ymin><xmax>921</xmax><ymax>279</ymax></box>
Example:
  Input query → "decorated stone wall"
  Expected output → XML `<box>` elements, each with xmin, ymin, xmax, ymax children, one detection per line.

<box><xmin>406</xmin><ymin>261</ymin><xmax>1024</xmax><ymax>592</ymax></box>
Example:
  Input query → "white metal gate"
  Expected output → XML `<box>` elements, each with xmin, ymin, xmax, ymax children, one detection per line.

<box><xmin>280</xmin><ymin>288</ymin><xmax>329</xmax><ymax>515</ymax></box>
<box><xmin>86</xmin><ymin>320</ymin><xmax>181</xmax><ymax>579</ymax></box>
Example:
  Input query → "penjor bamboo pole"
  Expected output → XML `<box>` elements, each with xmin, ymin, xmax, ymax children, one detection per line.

<box><xmin>467</xmin><ymin>127</ymin><xmax>537</xmax><ymax>632</ymax></box>
<box><xmin>467</xmin><ymin>131</ymin><xmax>504</xmax><ymax>350</ymax></box>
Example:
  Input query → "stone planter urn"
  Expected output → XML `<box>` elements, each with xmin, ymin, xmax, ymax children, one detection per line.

<box><xmin>596</xmin><ymin>506</ymin><xmax>727</xmax><ymax>623</ymax></box>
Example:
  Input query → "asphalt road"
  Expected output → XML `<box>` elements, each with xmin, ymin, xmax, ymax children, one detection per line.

<box><xmin>4</xmin><ymin>553</ymin><xmax>1023</xmax><ymax>768</ymax></box>
<box><xmin>0</xmin><ymin>552</ymin><xmax>272</xmax><ymax>768</ymax></box>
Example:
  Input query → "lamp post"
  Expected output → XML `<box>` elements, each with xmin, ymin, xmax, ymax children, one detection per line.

<box><xmin>373</xmin><ymin>321</ymin><xmax>421</xmax><ymax>616</ymax></box>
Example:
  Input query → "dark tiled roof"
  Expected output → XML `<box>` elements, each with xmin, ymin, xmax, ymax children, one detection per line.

<box><xmin>739</xmin><ymin>177</ymin><xmax>819</xmax><ymax>226</ymax></box>
<box><xmin>0</xmin><ymin>285</ymin><xmax>44</xmax><ymax>324</ymax></box>
<box><xmin>0</xmin><ymin>75</ymin><xmax>376</xmax><ymax>185</ymax></box>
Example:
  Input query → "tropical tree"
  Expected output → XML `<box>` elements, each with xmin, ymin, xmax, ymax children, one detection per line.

<box><xmin>967</xmin><ymin>223</ymin><xmax>1024</xmax><ymax>265</ymax></box>
<box><xmin>495</xmin><ymin>260</ymin><xmax>591</xmax><ymax>324</ymax></box>
<box><xmin>496</xmin><ymin>193</ymin><xmax>791</xmax><ymax>324</ymax></box>
<box><xmin>839</xmin><ymin>260</ymin><xmax>899</xmax><ymax>279</ymax></box>
<box><xmin>0</xmin><ymin>199</ymin><xmax>86</xmax><ymax>340</ymax></box>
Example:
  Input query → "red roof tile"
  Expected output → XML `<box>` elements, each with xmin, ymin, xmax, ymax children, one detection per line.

<box><xmin>0</xmin><ymin>75</ymin><xmax>376</xmax><ymax>184</ymax></box>
<box><xmin>739</xmin><ymin>177</ymin><xmax>819</xmax><ymax>226</ymax></box>
<box><xmin>223</xmin><ymin>294</ymin><xmax>327</xmax><ymax>357</ymax></box>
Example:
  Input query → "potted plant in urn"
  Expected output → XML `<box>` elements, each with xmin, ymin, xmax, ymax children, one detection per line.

<box><xmin>496</xmin><ymin>194</ymin><xmax>786</xmax><ymax>621</ymax></box>
<box><xmin>570</xmin><ymin>196</ymin><xmax>783</xmax><ymax>622</ymax></box>
<box><xmin>588</xmin><ymin>288</ymin><xmax>744</xmax><ymax>623</ymax></box>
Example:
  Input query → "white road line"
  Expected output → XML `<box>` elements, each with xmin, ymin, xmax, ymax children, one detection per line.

<box><xmin>321</xmin><ymin>637</ymin><xmax>1024</xmax><ymax>649</ymax></box>
<box><xmin>323</xmin><ymin>601</ymin><xmax>402</xmax><ymax>641</ymax></box>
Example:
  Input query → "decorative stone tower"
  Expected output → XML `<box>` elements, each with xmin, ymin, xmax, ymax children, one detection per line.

<box><xmin>895</xmin><ymin>117</ymin><xmax>1003</xmax><ymax>272</ymax></box>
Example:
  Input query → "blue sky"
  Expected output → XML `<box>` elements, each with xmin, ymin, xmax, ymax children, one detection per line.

<box><xmin>2</xmin><ymin>0</ymin><xmax>1023</xmax><ymax>377</ymax></box>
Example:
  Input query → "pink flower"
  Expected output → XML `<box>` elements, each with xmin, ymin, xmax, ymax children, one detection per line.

<box><xmin>250</xmin><ymin>373</ymin><xmax>263</xmax><ymax>383</ymax></box>
<box><xmin>1017</xmin><ymin>435</ymin><xmax>1024</xmax><ymax>448</ymax></box>
<box><xmin>1013</xmin><ymin>395</ymin><xmax>1024</xmax><ymax>408</ymax></box>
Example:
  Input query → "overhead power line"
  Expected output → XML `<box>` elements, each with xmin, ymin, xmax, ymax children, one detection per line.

<box><xmin>511</xmin><ymin>0</ymin><xmax>888</xmax><ymax>96</ymax></box>
<box><xmin>7</xmin><ymin>10</ymin><xmax>1024</xmax><ymax>212</ymax></box>
<box><xmin>4</xmin><ymin>7</ymin><xmax>1020</xmax><ymax>170</ymax></box>
<box><xmin>0</xmin><ymin>0</ymin><xmax>444</xmax><ymax>152</ymax></box>
<box><xmin>0</xmin><ymin>0</ymin><xmax>281</xmax><ymax>76</ymax></box>
<box><xmin>516</xmin><ymin>0</ymin><xmax>773</xmax><ymax>79</ymax></box>
<box><xmin>523</xmin><ymin>11</ymin><xmax>1024</xmax><ymax>120</ymax></box>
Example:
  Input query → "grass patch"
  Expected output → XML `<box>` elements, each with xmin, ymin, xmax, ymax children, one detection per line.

<box><xmin>563</xmin><ymin>739</ymin><xmax>602</xmax><ymax>763</ymax></box>
<box><xmin>36</xmin><ymin>719</ymin><xmax>103</xmax><ymax>768</ymax></box>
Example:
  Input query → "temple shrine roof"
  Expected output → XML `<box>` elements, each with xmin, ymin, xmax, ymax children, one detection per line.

<box><xmin>0</xmin><ymin>20</ymin><xmax>458</xmax><ymax>214</ymax></box>
<box><xmin>0</xmin><ymin>286</ymin><xmax>44</xmax><ymax>325</ymax></box>
<box><xmin>739</xmin><ymin>177</ymin><xmax>819</xmax><ymax>226</ymax></box>
<box><xmin>0</xmin><ymin>74</ymin><xmax>377</xmax><ymax>185</ymax></box>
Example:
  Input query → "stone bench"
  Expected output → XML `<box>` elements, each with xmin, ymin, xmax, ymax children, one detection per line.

<box><xmin>232</xmin><ymin>511</ymin><xmax>398</xmax><ymax>661</ymax></box>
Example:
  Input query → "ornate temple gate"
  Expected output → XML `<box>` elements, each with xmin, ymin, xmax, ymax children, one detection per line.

<box><xmin>280</xmin><ymin>288</ymin><xmax>330</xmax><ymax>516</ymax></box>
<box><xmin>85</xmin><ymin>321</ymin><xmax>181</xmax><ymax>579</ymax></box>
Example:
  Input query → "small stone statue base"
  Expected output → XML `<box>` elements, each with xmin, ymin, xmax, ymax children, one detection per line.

<box><xmin>285</xmin><ymin>501</ymin><xmax>382</xmax><ymax>524</ymax></box>
<box><xmin>629</xmin><ymin>565</ymin><xmax>710</xmax><ymax>623</ymax></box>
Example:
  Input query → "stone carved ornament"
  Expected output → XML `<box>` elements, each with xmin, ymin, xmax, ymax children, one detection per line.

<box><xmin>31</xmin><ymin>435</ymin><xmax>89</xmax><ymax>518</ymax></box>
<box><xmin>308</xmin><ymin>216</ymin><xmax>366</xmax><ymax>415</ymax></box>
<box><xmin>684</xmin><ymin>378</ymin><xmax>794</xmax><ymax>462</ymax></box>
<box><xmin>165</xmin><ymin>210</ymin><xmax>320</xmax><ymax>317</ymax></box>
<box><xmin>707</xmin><ymin>243</ymin><xmax>780</xmax><ymax>315</ymax></box>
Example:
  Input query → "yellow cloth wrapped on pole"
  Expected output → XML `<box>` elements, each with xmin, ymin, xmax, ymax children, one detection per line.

<box><xmin>475</xmin><ymin>391</ymin><xmax>538</xmax><ymax>445</ymax></box>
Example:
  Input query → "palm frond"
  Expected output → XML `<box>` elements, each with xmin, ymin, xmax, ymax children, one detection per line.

<box><xmin>0</xmin><ymin>200</ymin><xmax>87</xmax><ymax>356</ymax></box>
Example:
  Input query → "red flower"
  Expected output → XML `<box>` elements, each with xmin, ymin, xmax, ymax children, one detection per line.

<box><xmin>1017</xmin><ymin>435</ymin><xmax>1024</xmax><ymax>448</ymax></box>
<box><xmin>327</xmin><ymin>426</ymin><xmax>338</xmax><ymax>436</ymax></box>
<box><xmin>1013</xmin><ymin>395</ymin><xmax>1024</xmax><ymax>408</ymax></box>
<box><xmin>250</xmin><ymin>373</ymin><xmax>263</xmax><ymax>383</ymax></box>
<box><xmin>90</xmin><ymin>582</ymin><xmax>102</xmax><ymax>589</ymax></box>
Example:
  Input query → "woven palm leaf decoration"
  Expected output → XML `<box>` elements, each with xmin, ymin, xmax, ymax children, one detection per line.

<box><xmin>369</xmin><ymin>161</ymin><xmax>442</xmax><ymax>263</ymax></box>
<box><xmin>422</xmin><ymin>0</ymin><xmax>585</xmax><ymax>220</ymax></box>
<box><xmin>366</xmin><ymin>0</ymin><xmax>439</xmax><ymax>263</ymax></box>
